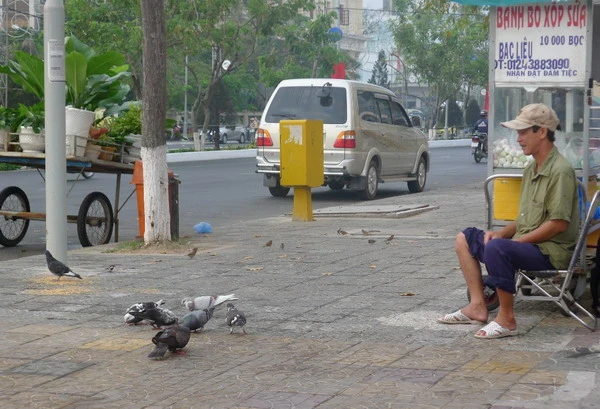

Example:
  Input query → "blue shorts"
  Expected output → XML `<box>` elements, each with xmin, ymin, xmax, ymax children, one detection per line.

<box><xmin>463</xmin><ymin>227</ymin><xmax>555</xmax><ymax>294</ymax></box>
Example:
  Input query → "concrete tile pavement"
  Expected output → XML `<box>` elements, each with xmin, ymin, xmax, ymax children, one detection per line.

<box><xmin>1</xmin><ymin>182</ymin><xmax>600</xmax><ymax>408</ymax></box>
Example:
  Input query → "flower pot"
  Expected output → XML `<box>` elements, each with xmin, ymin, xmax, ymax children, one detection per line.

<box><xmin>19</xmin><ymin>126</ymin><xmax>45</xmax><ymax>153</ymax></box>
<box><xmin>84</xmin><ymin>143</ymin><xmax>102</xmax><ymax>160</ymax></box>
<box><xmin>98</xmin><ymin>146</ymin><xmax>117</xmax><ymax>161</ymax></box>
<box><xmin>66</xmin><ymin>107</ymin><xmax>95</xmax><ymax>137</ymax></box>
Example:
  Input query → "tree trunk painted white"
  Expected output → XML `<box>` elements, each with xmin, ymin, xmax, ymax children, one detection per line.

<box><xmin>142</xmin><ymin>146</ymin><xmax>171</xmax><ymax>243</ymax></box>
<box><xmin>141</xmin><ymin>0</ymin><xmax>170</xmax><ymax>244</ymax></box>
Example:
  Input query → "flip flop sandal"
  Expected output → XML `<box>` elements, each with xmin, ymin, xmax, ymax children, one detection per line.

<box><xmin>438</xmin><ymin>310</ymin><xmax>487</xmax><ymax>325</ymax></box>
<box><xmin>474</xmin><ymin>321</ymin><xmax>519</xmax><ymax>339</ymax></box>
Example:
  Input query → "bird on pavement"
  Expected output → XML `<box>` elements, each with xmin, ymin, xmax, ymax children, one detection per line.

<box><xmin>124</xmin><ymin>299</ymin><xmax>165</xmax><ymax>325</ymax></box>
<box><xmin>181</xmin><ymin>308</ymin><xmax>215</xmax><ymax>332</ymax></box>
<box><xmin>125</xmin><ymin>302</ymin><xmax>178</xmax><ymax>328</ymax></box>
<box><xmin>147</xmin><ymin>324</ymin><xmax>191</xmax><ymax>360</ymax></box>
<box><xmin>45</xmin><ymin>250</ymin><xmax>82</xmax><ymax>280</ymax></box>
<box><xmin>181</xmin><ymin>294</ymin><xmax>238</xmax><ymax>312</ymax></box>
<box><xmin>385</xmin><ymin>234</ymin><xmax>395</xmax><ymax>243</ymax></box>
<box><xmin>337</xmin><ymin>228</ymin><xmax>348</xmax><ymax>235</ymax></box>
<box><xmin>187</xmin><ymin>247</ymin><xmax>198</xmax><ymax>259</ymax></box>
<box><xmin>225</xmin><ymin>303</ymin><xmax>247</xmax><ymax>335</ymax></box>
<box><xmin>264</xmin><ymin>240</ymin><xmax>273</xmax><ymax>247</ymax></box>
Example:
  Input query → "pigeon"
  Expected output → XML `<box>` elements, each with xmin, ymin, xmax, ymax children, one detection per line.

<box><xmin>181</xmin><ymin>294</ymin><xmax>238</xmax><ymax>312</ymax></box>
<box><xmin>147</xmin><ymin>324</ymin><xmax>191</xmax><ymax>360</ymax></box>
<box><xmin>124</xmin><ymin>299</ymin><xmax>165</xmax><ymax>325</ymax></box>
<box><xmin>181</xmin><ymin>308</ymin><xmax>214</xmax><ymax>332</ymax></box>
<box><xmin>187</xmin><ymin>247</ymin><xmax>198</xmax><ymax>259</ymax></box>
<box><xmin>125</xmin><ymin>302</ymin><xmax>178</xmax><ymax>328</ymax></box>
<box><xmin>45</xmin><ymin>250</ymin><xmax>82</xmax><ymax>280</ymax></box>
<box><xmin>225</xmin><ymin>303</ymin><xmax>247</xmax><ymax>335</ymax></box>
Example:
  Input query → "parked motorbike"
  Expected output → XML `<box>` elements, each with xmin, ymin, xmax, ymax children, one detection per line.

<box><xmin>471</xmin><ymin>132</ymin><xmax>488</xmax><ymax>163</ymax></box>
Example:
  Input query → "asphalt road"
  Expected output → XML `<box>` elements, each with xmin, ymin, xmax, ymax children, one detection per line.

<box><xmin>0</xmin><ymin>146</ymin><xmax>486</xmax><ymax>261</ymax></box>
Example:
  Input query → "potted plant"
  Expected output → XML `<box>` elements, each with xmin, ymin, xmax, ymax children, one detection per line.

<box><xmin>0</xmin><ymin>35</ymin><xmax>132</xmax><ymax>151</ymax></box>
<box><xmin>105</xmin><ymin>103</ymin><xmax>142</xmax><ymax>163</ymax></box>
<box><xmin>0</xmin><ymin>106</ymin><xmax>17</xmax><ymax>151</ymax></box>
<box><xmin>16</xmin><ymin>102</ymin><xmax>45</xmax><ymax>153</ymax></box>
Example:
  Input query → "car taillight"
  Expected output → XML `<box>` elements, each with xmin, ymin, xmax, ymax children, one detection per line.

<box><xmin>256</xmin><ymin>129</ymin><xmax>273</xmax><ymax>146</ymax></box>
<box><xmin>333</xmin><ymin>131</ymin><xmax>356</xmax><ymax>148</ymax></box>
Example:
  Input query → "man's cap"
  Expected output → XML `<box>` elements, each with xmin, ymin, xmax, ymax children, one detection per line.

<box><xmin>500</xmin><ymin>103</ymin><xmax>561</xmax><ymax>132</ymax></box>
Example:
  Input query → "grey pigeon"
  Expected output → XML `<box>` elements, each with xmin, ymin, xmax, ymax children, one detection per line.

<box><xmin>45</xmin><ymin>250</ymin><xmax>82</xmax><ymax>280</ymax></box>
<box><xmin>124</xmin><ymin>299</ymin><xmax>165</xmax><ymax>325</ymax></box>
<box><xmin>181</xmin><ymin>308</ymin><xmax>214</xmax><ymax>332</ymax></box>
<box><xmin>147</xmin><ymin>324</ymin><xmax>191</xmax><ymax>360</ymax></box>
<box><xmin>225</xmin><ymin>303</ymin><xmax>247</xmax><ymax>335</ymax></box>
<box><xmin>181</xmin><ymin>294</ymin><xmax>238</xmax><ymax>312</ymax></box>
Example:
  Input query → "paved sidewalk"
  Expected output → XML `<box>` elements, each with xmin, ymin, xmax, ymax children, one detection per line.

<box><xmin>2</xmin><ymin>183</ymin><xmax>600</xmax><ymax>409</ymax></box>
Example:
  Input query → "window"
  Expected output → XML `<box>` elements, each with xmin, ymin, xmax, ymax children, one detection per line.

<box><xmin>265</xmin><ymin>86</ymin><xmax>347</xmax><ymax>124</ymax></box>
<box><xmin>357</xmin><ymin>91</ymin><xmax>380</xmax><ymax>123</ymax></box>
<box><xmin>390</xmin><ymin>101</ymin><xmax>410</xmax><ymax>127</ymax></box>
<box><xmin>376</xmin><ymin>98</ymin><xmax>392</xmax><ymax>124</ymax></box>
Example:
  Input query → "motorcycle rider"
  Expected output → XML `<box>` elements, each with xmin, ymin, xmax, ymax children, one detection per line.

<box><xmin>473</xmin><ymin>110</ymin><xmax>488</xmax><ymax>157</ymax></box>
<box><xmin>473</xmin><ymin>110</ymin><xmax>488</xmax><ymax>135</ymax></box>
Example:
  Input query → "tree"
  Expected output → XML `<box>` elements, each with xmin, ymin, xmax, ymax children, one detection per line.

<box><xmin>390</xmin><ymin>0</ymin><xmax>488</xmax><ymax>128</ymax></box>
<box><xmin>368</xmin><ymin>50</ymin><xmax>390</xmax><ymax>89</ymax></box>
<box><xmin>140</xmin><ymin>0</ymin><xmax>170</xmax><ymax>244</ymax></box>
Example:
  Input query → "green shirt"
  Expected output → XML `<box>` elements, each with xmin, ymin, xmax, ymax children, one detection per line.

<box><xmin>516</xmin><ymin>146</ymin><xmax>580</xmax><ymax>269</ymax></box>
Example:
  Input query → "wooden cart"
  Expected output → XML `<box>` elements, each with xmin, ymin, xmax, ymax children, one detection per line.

<box><xmin>0</xmin><ymin>151</ymin><xmax>135</xmax><ymax>248</ymax></box>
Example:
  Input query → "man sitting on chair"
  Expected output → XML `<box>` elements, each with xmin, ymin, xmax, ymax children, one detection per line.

<box><xmin>438</xmin><ymin>103</ymin><xmax>579</xmax><ymax>339</ymax></box>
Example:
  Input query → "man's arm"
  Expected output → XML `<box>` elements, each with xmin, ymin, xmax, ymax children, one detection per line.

<box><xmin>512</xmin><ymin>219</ymin><xmax>569</xmax><ymax>244</ymax></box>
<box><xmin>484</xmin><ymin>221</ymin><xmax>517</xmax><ymax>243</ymax></box>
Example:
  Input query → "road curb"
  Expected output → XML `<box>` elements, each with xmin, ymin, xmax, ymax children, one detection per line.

<box><xmin>166</xmin><ymin>139</ymin><xmax>471</xmax><ymax>163</ymax></box>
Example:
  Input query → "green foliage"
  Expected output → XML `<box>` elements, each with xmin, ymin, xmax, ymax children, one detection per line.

<box><xmin>106</xmin><ymin>103</ymin><xmax>142</xmax><ymax>144</ymax></box>
<box><xmin>465</xmin><ymin>99</ymin><xmax>482</xmax><ymax>127</ymax></box>
<box><xmin>0</xmin><ymin>106</ymin><xmax>19</xmax><ymax>131</ymax></box>
<box><xmin>368</xmin><ymin>50</ymin><xmax>390</xmax><ymax>89</ymax></box>
<box><xmin>0</xmin><ymin>35</ymin><xmax>131</xmax><ymax>114</ymax></box>
<box><xmin>16</xmin><ymin>102</ymin><xmax>45</xmax><ymax>133</ymax></box>
<box><xmin>390</xmin><ymin>0</ymin><xmax>488</xmax><ymax>123</ymax></box>
<box><xmin>437</xmin><ymin>99</ymin><xmax>463</xmax><ymax>127</ymax></box>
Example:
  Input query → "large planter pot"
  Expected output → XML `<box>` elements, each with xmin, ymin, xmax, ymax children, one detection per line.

<box><xmin>65</xmin><ymin>107</ymin><xmax>95</xmax><ymax>156</ymax></box>
<box><xmin>19</xmin><ymin>126</ymin><xmax>45</xmax><ymax>153</ymax></box>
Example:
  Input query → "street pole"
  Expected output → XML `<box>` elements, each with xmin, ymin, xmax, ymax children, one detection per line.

<box><xmin>44</xmin><ymin>0</ymin><xmax>67</xmax><ymax>263</ymax></box>
<box><xmin>183</xmin><ymin>54</ymin><xmax>188</xmax><ymax>138</ymax></box>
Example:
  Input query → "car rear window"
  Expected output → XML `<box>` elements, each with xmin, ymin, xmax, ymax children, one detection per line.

<box><xmin>265</xmin><ymin>86</ymin><xmax>347</xmax><ymax>124</ymax></box>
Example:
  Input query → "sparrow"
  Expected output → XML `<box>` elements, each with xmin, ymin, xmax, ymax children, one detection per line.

<box><xmin>264</xmin><ymin>240</ymin><xmax>273</xmax><ymax>247</ymax></box>
<box><xmin>385</xmin><ymin>235</ymin><xmax>395</xmax><ymax>242</ymax></box>
<box><xmin>337</xmin><ymin>228</ymin><xmax>348</xmax><ymax>235</ymax></box>
<box><xmin>280</xmin><ymin>243</ymin><xmax>285</xmax><ymax>250</ymax></box>
<box><xmin>368</xmin><ymin>239</ymin><xmax>376</xmax><ymax>244</ymax></box>
<box><xmin>187</xmin><ymin>247</ymin><xmax>198</xmax><ymax>259</ymax></box>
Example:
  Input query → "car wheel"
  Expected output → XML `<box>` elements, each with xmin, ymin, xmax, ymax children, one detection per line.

<box><xmin>221</xmin><ymin>134</ymin><xmax>227</xmax><ymax>144</ymax></box>
<box><xmin>239</xmin><ymin>133</ymin><xmax>246</xmax><ymax>144</ymax></box>
<box><xmin>358</xmin><ymin>160</ymin><xmax>378</xmax><ymax>200</ymax></box>
<box><xmin>269</xmin><ymin>185</ymin><xmax>290</xmax><ymax>197</ymax></box>
<box><xmin>407</xmin><ymin>156</ymin><xmax>427</xmax><ymax>193</ymax></box>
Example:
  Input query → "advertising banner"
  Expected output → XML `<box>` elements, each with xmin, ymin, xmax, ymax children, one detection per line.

<box><xmin>494</xmin><ymin>1</ymin><xmax>587</xmax><ymax>86</ymax></box>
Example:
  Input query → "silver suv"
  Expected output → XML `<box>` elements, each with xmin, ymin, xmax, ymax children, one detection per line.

<box><xmin>256</xmin><ymin>79</ymin><xmax>430</xmax><ymax>200</ymax></box>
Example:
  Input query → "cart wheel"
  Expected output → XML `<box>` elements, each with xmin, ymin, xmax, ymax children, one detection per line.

<box><xmin>77</xmin><ymin>191</ymin><xmax>113</xmax><ymax>247</ymax></box>
<box><xmin>0</xmin><ymin>186</ymin><xmax>30</xmax><ymax>247</ymax></box>
<box><xmin>466</xmin><ymin>279</ymin><xmax>499</xmax><ymax>311</ymax></box>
